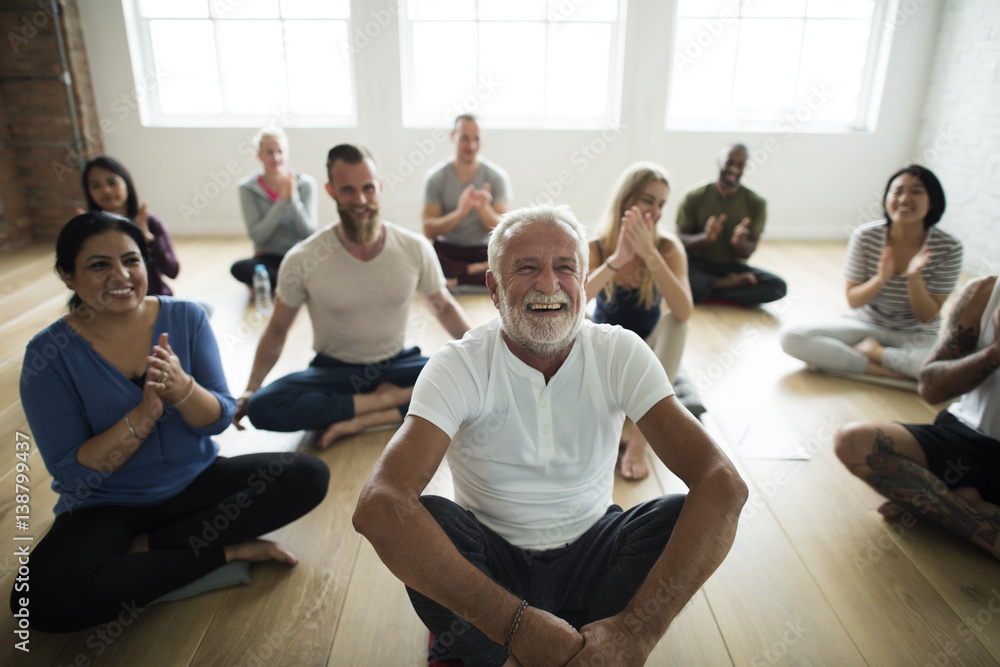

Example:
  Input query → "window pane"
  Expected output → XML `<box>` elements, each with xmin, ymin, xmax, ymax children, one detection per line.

<box><xmin>731</xmin><ymin>18</ymin><xmax>804</xmax><ymax>113</ymax></box>
<box><xmin>478</xmin><ymin>22</ymin><xmax>544</xmax><ymax>117</ymax></box>
<box><xmin>149</xmin><ymin>20</ymin><xmax>221</xmax><ymax>113</ymax></box>
<box><xmin>285</xmin><ymin>21</ymin><xmax>353</xmax><ymax>115</ymax></box>
<box><xmin>139</xmin><ymin>0</ymin><xmax>208</xmax><ymax>18</ymax></box>
<box><xmin>209</xmin><ymin>0</ymin><xmax>278</xmax><ymax>18</ymax></box>
<box><xmin>280</xmin><ymin>0</ymin><xmax>350</xmax><ymax>19</ymax></box>
<box><xmin>807</xmin><ymin>0</ymin><xmax>874</xmax><ymax>19</ymax></box>
<box><xmin>546</xmin><ymin>23</ymin><xmax>610</xmax><ymax>117</ymax></box>
<box><xmin>548</xmin><ymin>0</ymin><xmax>619</xmax><ymax>22</ymax></box>
<box><xmin>668</xmin><ymin>17</ymin><xmax>739</xmax><ymax>122</ymax></box>
<box><xmin>676</xmin><ymin>0</ymin><xmax>741</xmax><ymax>18</ymax></box>
<box><xmin>216</xmin><ymin>20</ymin><xmax>287</xmax><ymax>114</ymax></box>
<box><xmin>479</xmin><ymin>0</ymin><xmax>545</xmax><ymax>21</ymax></box>
<box><xmin>795</xmin><ymin>19</ymin><xmax>870</xmax><ymax>122</ymax></box>
<box><xmin>741</xmin><ymin>0</ymin><xmax>807</xmax><ymax>18</ymax></box>
<box><xmin>408</xmin><ymin>0</ymin><xmax>475</xmax><ymax>21</ymax></box>
<box><xmin>412</xmin><ymin>22</ymin><xmax>478</xmax><ymax>117</ymax></box>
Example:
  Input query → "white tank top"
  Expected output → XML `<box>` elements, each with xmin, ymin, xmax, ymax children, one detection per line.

<box><xmin>948</xmin><ymin>277</ymin><xmax>1000</xmax><ymax>439</ymax></box>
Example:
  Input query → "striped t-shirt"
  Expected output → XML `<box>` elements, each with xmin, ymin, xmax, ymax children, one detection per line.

<box><xmin>843</xmin><ymin>220</ymin><xmax>963</xmax><ymax>334</ymax></box>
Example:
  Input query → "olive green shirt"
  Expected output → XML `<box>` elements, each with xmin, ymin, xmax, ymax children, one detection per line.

<box><xmin>676</xmin><ymin>182</ymin><xmax>767</xmax><ymax>264</ymax></box>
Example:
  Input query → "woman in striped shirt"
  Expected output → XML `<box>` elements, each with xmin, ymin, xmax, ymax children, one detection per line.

<box><xmin>781</xmin><ymin>165</ymin><xmax>963</xmax><ymax>381</ymax></box>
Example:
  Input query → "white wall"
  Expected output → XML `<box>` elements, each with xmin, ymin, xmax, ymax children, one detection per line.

<box><xmin>79</xmin><ymin>0</ymin><xmax>944</xmax><ymax>241</ymax></box>
<box><xmin>913</xmin><ymin>0</ymin><xmax>1000</xmax><ymax>276</ymax></box>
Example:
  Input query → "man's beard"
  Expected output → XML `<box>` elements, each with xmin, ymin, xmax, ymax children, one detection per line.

<box><xmin>498</xmin><ymin>287</ymin><xmax>582</xmax><ymax>357</ymax></box>
<box><xmin>339</xmin><ymin>204</ymin><xmax>380</xmax><ymax>244</ymax></box>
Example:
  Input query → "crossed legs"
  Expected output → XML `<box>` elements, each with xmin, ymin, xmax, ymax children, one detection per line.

<box><xmin>835</xmin><ymin>421</ymin><xmax>1000</xmax><ymax>560</ymax></box>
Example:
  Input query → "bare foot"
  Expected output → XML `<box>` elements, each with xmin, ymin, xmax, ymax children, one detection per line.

<box><xmin>619</xmin><ymin>440</ymin><xmax>649</xmax><ymax>481</ymax></box>
<box><xmin>877</xmin><ymin>501</ymin><xmax>905</xmax><ymax>518</ymax></box>
<box><xmin>225</xmin><ymin>539</ymin><xmax>298</xmax><ymax>565</ymax></box>
<box><xmin>318</xmin><ymin>407</ymin><xmax>405</xmax><ymax>448</ymax></box>
<box><xmin>715</xmin><ymin>271</ymin><xmax>758</xmax><ymax>290</ymax></box>
<box><xmin>854</xmin><ymin>337</ymin><xmax>885</xmax><ymax>363</ymax></box>
<box><xmin>467</xmin><ymin>260</ymin><xmax>489</xmax><ymax>275</ymax></box>
<box><xmin>374</xmin><ymin>382</ymin><xmax>413</xmax><ymax>407</ymax></box>
<box><xmin>446</xmin><ymin>277</ymin><xmax>458</xmax><ymax>287</ymax></box>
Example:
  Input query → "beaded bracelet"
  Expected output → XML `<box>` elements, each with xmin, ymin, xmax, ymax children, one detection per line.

<box><xmin>504</xmin><ymin>599</ymin><xmax>529</xmax><ymax>656</ymax></box>
<box><xmin>174</xmin><ymin>377</ymin><xmax>196</xmax><ymax>406</ymax></box>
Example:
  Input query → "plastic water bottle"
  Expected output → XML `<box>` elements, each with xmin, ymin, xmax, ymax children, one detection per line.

<box><xmin>252</xmin><ymin>264</ymin><xmax>273</xmax><ymax>316</ymax></box>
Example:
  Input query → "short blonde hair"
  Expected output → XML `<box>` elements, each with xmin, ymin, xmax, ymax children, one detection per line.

<box><xmin>253</xmin><ymin>126</ymin><xmax>289</xmax><ymax>153</ymax></box>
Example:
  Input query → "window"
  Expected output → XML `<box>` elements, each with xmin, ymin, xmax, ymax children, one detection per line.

<box><xmin>666</xmin><ymin>0</ymin><xmax>893</xmax><ymax>132</ymax></box>
<box><xmin>399</xmin><ymin>0</ymin><xmax>627</xmax><ymax>130</ymax></box>
<box><xmin>122</xmin><ymin>0</ymin><xmax>355</xmax><ymax>127</ymax></box>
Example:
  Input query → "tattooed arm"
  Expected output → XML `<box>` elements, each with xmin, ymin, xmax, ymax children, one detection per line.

<box><xmin>919</xmin><ymin>276</ymin><xmax>1000</xmax><ymax>404</ymax></box>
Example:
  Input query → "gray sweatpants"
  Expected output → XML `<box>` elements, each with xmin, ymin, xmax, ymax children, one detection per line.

<box><xmin>780</xmin><ymin>317</ymin><xmax>938</xmax><ymax>378</ymax></box>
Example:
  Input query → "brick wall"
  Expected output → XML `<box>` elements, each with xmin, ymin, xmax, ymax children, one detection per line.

<box><xmin>914</xmin><ymin>0</ymin><xmax>1000</xmax><ymax>277</ymax></box>
<box><xmin>0</xmin><ymin>0</ymin><xmax>101</xmax><ymax>253</ymax></box>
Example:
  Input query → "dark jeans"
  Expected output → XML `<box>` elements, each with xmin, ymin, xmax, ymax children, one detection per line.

<box><xmin>688</xmin><ymin>256</ymin><xmax>787</xmax><ymax>305</ymax></box>
<box><xmin>13</xmin><ymin>453</ymin><xmax>329</xmax><ymax>633</ymax></box>
<box><xmin>231</xmin><ymin>254</ymin><xmax>284</xmax><ymax>289</ymax></box>
<box><xmin>246</xmin><ymin>347</ymin><xmax>428</xmax><ymax>432</ymax></box>
<box><xmin>407</xmin><ymin>494</ymin><xmax>686</xmax><ymax>667</ymax></box>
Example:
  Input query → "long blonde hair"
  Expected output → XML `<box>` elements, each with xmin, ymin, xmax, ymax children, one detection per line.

<box><xmin>597</xmin><ymin>162</ymin><xmax>673</xmax><ymax>309</ymax></box>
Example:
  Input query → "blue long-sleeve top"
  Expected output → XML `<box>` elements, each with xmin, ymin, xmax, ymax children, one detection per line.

<box><xmin>20</xmin><ymin>298</ymin><xmax>237</xmax><ymax>515</ymax></box>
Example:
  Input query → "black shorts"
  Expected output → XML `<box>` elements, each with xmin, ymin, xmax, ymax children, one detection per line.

<box><xmin>902</xmin><ymin>410</ymin><xmax>1000</xmax><ymax>505</ymax></box>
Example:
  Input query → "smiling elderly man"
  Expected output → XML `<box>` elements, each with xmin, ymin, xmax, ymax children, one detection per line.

<box><xmin>354</xmin><ymin>204</ymin><xmax>747</xmax><ymax>666</ymax></box>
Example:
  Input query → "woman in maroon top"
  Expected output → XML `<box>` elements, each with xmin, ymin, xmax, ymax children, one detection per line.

<box><xmin>83</xmin><ymin>156</ymin><xmax>179</xmax><ymax>296</ymax></box>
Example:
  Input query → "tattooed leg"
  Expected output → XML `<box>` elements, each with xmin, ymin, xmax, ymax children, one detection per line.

<box><xmin>864</xmin><ymin>454</ymin><xmax>1000</xmax><ymax>559</ymax></box>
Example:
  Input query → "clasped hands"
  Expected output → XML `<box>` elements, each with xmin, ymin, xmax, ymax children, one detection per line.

<box><xmin>137</xmin><ymin>333</ymin><xmax>193</xmax><ymax>426</ymax></box>
<box><xmin>511</xmin><ymin>607</ymin><xmax>649</xmax><ymax>667</ymax></box>
<box><xmin>458</xmin><ymin>183</ymin><xmax>494</xmax><ymax>216</ymax></box>
<box><xmin>609</xmin><ymin>206</ymin><xmax>664</xmax><ymax>269</ymax></box>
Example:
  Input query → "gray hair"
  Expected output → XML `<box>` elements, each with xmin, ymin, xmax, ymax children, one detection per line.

<box><xmin>487</xmin><ymin>204</ymin><xmax>590</xmax><ymax>280</ymax></box>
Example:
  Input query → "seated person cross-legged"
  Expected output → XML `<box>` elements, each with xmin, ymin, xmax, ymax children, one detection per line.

<box><xmin>422</xmin><ymin>114</ymin><xmax>511</xmax><ymax>290</ymax></box>
<box><xmin>231</xmin><ymin>127</ymin><xmax>318</xmax><ymax>291</ymax></box>
<box><xmin>236</xmin><ymin>144</ymin><xmax>471</xmax><ymax>449</ymax></box>
<box><xmin>781</xmin><ymin>165</ymin><xmax>963</xmax><ymax>382</ymax></box>
<box><xmin>354</xmin><ymin>205</ymin><xmax>747</xmax><ymax>667</ymax></box>
<box><xmin>676</xmin><ymin>142</ymin><xmax>786</xmax><ymax>307</ymax></box>
<box><xmin>587</xmin><ymin>162</ymin><xmax>693</xmax><ymax>482</ymax></box>
<box><xmin>835</xmin><ymin>274</ymin><xmax>1000</xmax><ymax>562</ymax></box>
<box><xmin>13</xmin><ymin>212</ymin><xmax>329</xmax><ymax>633</ymax></box>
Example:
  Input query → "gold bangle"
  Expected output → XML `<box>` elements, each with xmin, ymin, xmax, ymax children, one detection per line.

<box><xmin>174</xmin><ymin>377</ymin><xmax>196</xmax><ymax>406</ymax></box>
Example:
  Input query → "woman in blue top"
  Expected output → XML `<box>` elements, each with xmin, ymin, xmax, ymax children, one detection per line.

<box><xmin>13</xmin><ymin>212</ymin><xmax>329</xmax><ymax>632</ymax></box>
<box><xmin>587</xmin><ymin>163</ymin><xmax>693</xmax><ymax>480</ymax></box>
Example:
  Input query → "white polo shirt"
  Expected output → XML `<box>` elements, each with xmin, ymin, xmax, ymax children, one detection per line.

<box><xmin>408</xmin><ymin>318</ymin><xmax>674</xmax><ymax>550</ymax></box>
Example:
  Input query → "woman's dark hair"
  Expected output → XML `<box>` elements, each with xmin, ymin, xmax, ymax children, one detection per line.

<box><xmin>55</xmin><ymin>211</ymin><xmax>149</xmax><ymax>311</ymax></box>
<box><xmin>882</xmin><ymin>164</ymin><xmax>946</xmax><ymax>229</ymax></box>
<box><xmin>82</xmin><ymin>155</ymin><xmax>139</xmax><ymax>219</ymax></box>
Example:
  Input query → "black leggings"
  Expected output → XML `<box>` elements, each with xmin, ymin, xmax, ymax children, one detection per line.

<box><xmin>11</xmin><ymin>453</ymin><xmax>329</xmax><ymax>633</ymax></box>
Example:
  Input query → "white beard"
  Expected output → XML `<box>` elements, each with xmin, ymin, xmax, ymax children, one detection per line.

<box><xmin>498</xmin><ymin>287</ymin><xmax>582</xmax><ymax>357</ymax></box>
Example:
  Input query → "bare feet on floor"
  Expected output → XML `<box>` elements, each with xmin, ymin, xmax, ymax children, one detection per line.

<box><xmin>715</xmin><ymin>271</ymin><xmax>757</xmax><ymax>291</ymax></box>
<box><xmin>618</xmin><ymin>441</ymin><xmax>650</xmax><ymax>481</ymax></box>
<box><xmin>225</xmin><ymin>539</ymin><xmax>298</xmax><ymax>565</ymax></box>
<box><xmin>854</xmin><ymin>337</ymin><xmax>884</xmax><ymax>362</ymax></box>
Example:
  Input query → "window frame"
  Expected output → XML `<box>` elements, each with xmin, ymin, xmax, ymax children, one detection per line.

<box><xmin>664</xmin><ymin>0</ymin><xmax>895</xmax><ymax>134</ymax></box>
<box><xmin>398</xmin><ymin>0</ymin><xmax>628</xmax><ymax>130</ymax></box>
<box><xmin>121</xmin><ymin>0</ymin><xmax>358</xmax><ymax>128</ymax></box>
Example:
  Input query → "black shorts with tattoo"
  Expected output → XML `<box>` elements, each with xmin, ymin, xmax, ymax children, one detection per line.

<box><xmin>903</xmin><ymin>410</ymin><xmax>1000</xmax><ymax>505</ymax></box>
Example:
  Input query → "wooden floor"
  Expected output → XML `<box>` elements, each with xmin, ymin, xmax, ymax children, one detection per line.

<box><xmin>1</xmin><ymin>237</ymin><xmax>998</xmax><ymax>666</ymax></box>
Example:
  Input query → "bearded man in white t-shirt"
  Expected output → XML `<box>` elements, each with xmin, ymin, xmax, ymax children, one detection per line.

<box><xmin>355</xmin><ymin>204</ymin><xmax>747</xmax><ymax>666</ymax></box>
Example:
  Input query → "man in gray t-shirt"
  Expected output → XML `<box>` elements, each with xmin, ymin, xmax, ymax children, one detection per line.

<box><xmin>422</xmin><ymin>114</ymin><xmax>512</xmax><ymax>288</ymax></box>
